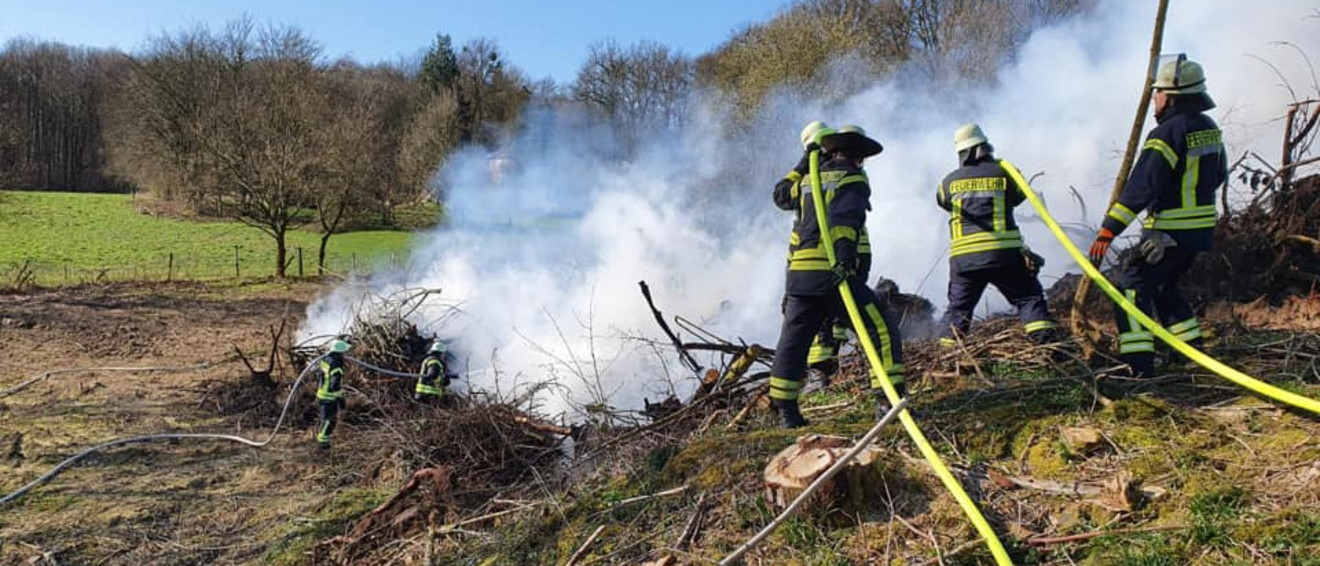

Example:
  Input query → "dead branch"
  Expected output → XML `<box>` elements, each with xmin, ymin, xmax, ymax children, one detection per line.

<box><xmin>565</xmin><ymin>525</ymin><xmax>607</xmax><ymax>566</ymax></box>
<box><xmin>1026</xmin><ymin>524</ymin><xmax>1185</xmax><ymax>546</ymax></box>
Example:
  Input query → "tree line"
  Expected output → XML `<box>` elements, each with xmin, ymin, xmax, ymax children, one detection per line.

<box><xmin>0</xmin><ymin>0</ymin><xmax>1091</xmax><ymax>277</ymax></box>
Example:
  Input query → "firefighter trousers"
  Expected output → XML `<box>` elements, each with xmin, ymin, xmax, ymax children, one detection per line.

<box><xmin>769</xmin><ymin>277</ymin><xmax>904</xmax><ymax>402</ymax></box>
<box><xmin>940</xmin><ymin>261</ymin><xmax>1056</xmax><ymax>344</ymax></box>
<box><xmin>317</xmin><ymin>399</ymin><xmax>340</xmax><ymax>447</ymax></box>
<box><xmin>1114</xmin><ymin>246</ymin><xmax>1203</xmax><ymax>376</ymax></box>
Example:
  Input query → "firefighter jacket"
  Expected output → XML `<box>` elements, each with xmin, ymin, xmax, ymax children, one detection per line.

<box><xmin>773</xmin><ymin>152</ymin><xmax>870</xmax><ymax>295</ymax></box>
<box><xmin>316</xmin><ymin>354</ymin><xmax>345</xmax><ymax>402</ymax></box>
<box><xmin>1101</xmin><ymin>105</ymin><xmax>1226</xmax><ymax>252</ymax></box>
<box><xmin>416</xmin><ymin>353</ymin><xmax>447</xmax><ymax>397</ymax></box>
<box><xmin>937</xmin><ymin>157</ymin><xmax>1025</xmax><ymax>271</ymax></box>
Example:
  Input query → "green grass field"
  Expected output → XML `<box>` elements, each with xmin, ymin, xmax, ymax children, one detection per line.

<box><xmin>0</xmin><ymin>190</ymin><xmax>420</xmax><ymax>283</ymax></box>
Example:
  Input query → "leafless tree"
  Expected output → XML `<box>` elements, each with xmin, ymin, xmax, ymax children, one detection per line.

<box><xmin>572</xmin><ymin>40</ymin><xmax>694</xmax><ymax>152</ymax></box>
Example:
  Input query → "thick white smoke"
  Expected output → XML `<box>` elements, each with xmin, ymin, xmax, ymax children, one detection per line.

<box><xmin>302</xmin><ymin>0</ymin><xmax>1320</xmax><ymax>419</ymax></box>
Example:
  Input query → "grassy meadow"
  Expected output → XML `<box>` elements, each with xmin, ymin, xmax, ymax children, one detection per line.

<box><xmin>0</xmin><ymin>191</ymin><xmax>421</xmax><ymax>284</ymax></box>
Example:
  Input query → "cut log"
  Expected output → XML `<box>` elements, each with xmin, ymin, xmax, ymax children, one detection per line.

<box><xmin>764</xmin><ymin>434</ymin><xmax>891</xmax><ymax>511</ymax></box>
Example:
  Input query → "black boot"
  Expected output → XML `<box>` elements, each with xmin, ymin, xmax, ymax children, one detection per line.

<box><xmin>773</xmin><ymin>399</ymin><xmax>809</xmax><ymax>429</ymax></box>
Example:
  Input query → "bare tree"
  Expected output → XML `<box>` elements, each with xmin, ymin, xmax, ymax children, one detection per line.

<box><xmin>572</xmin><ymin>40</ymin><xmax>694</xmax><ymax>152</ymax></box>
<box><xmin>0</xmin><ymin>40</ymin><xmax>128</xmax><ymax>191</ymax></box>
<box><xmin>105</xmin><ymin>20</ymin><xmax>333</xmax><ymax>277</ymax></box>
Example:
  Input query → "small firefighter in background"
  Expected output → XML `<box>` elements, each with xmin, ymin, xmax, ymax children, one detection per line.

<box><xmin>315</xmin><ymin>339</ymin><xmax>350</xmax><ymax>450</ymax></box>
<box><xmin>1088</xmin><ymin>55</ymin><xmax>1226</xmax><ymax>377</ymax></box>
<box><xmin>415</xmin><ymin>340</ymin><xmax>453</xmax><ymax>403</ymax></box>
<box><xmin>936</xmin><ymin>124</ymin><xmax>1058</xmax><ymax>346</ymax></box>
<box><xmin>776</xmin><ymin>121</ymin><xmax>874</xmax><ymax>385</ymax></box>
<box><xmin>769</xmin><ymin>124</ymin><xmax>906</xmax><ymax>429</ymax></box>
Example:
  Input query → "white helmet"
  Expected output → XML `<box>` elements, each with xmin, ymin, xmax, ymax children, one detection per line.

<box><xmin>329</xmin><ymin>339</ymin><xmax>351</xmax><ymax>353</ymax></box>
<box><xmin>799</xmin><ymin>120</ymin><xmax>829</xmax><ymax>149</ymax></box>
<box><xmin>953</xmin><ymin>124</ymin><xmax>989</xmax><ymax>153</ymax></box>
<box><xmin>429</xmin><ymin>340</ymin><xmax>447</xmax><ymax>353</ymax></box>
<box><xmin>1153</xmin><ymin>55</ymin><xmax>1207</xmax><ymax>95</ymax></box>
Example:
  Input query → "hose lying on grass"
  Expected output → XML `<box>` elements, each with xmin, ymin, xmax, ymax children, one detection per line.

<box><xmin>0</xmin><ymin>356</ymin><xmax>334</xmax><ymax>506</ymax></box>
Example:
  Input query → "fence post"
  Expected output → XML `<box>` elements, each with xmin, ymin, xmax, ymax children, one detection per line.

<box><xmin>167</xmin><ymin>252</ymin><xmax>174</xmax><ymax>282</ymax></box>
<box><xmin>234</xmin><ymin>245</ymin><xmax>240</xmax><ymax>278</ymax></box>
<box><xmin>297</xmin><ymin>247</ymin><xmax>304</xmax><ymax>278</ymax></box>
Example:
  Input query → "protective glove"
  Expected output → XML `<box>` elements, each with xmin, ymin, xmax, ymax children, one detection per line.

<box><xmin>1022</xmin><ymin>247</ymin><xmax>1045</xmax><ymax>275</ymax></box>
<box><xmin>829</xmin><ymin>262</ymin><xmax>854</xmax><ymax>287</ymax></box>
<box><xmin>1088</xmin><ymin>228</ymin><xmax>1116</xmax><ymax>266</ymax></box>
<box><xmin>1137</xmin><ymin>231</ymin><xmax>1176</xmax><ymax>265</ymax></box>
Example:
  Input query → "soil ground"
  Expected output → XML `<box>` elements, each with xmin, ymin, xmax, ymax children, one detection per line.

<box><xmin>0</xmin><ymin>281</ymin><xmax>391</xmax><ymax>565</ymax></box>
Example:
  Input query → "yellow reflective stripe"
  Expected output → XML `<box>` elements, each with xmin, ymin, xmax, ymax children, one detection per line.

<box><xmin>992</xmin><ymin>194</ymin><xmax>1005</xmax><ymax>232</ymax></box>
<box><xmin>1176</xmin><ymin>327</ymin><xmax>1203</xmax><ymax>341</ymax></box>
<box><xmin>789</xmin><ymin>231</ymin><xmax>800</xmax><ymax>246</ymax></box>
<box><xmin>1107</xmin><ymin>202</ymin><xmax>1137</xmax><ymax>225</ymax></box>
<box><xmin>1144</xmin><ymin>138</ymin><xmax>1178</xmax><ymax>169</ymax></box>
<box><xmin>807</xmin><ymin>339</ymin><xmax>835</xmax><ymax>365</ymax></box>
<box><xmin>837</xmin><ymin>174</ymin><xmax>867</xmax><ymax>187</ymax></box>
<box><xmin>1119</xmin><ymin>329</ymin><xmax>1155</xmax><ymax>353</ymax></box>
<box><xmin>1124</xmin><ymin>290</ymin><xmax>1143</xmax><ymax>336</ymax></box>
<box><xmin>786</xmin><ymin>170</ymin><xmax>802</xmax><ymax>183</ymax></box>
<box><xmin>1167</xmin><ymin>318</ymin><xmax>1200</xmax><ymax>334</ymax></box>
<box><xmin>415</xmin><ymin>383</ymin><xmax>445</xmax><ymax>396</ymax></box>
<box><xmin>950</xmin><ymin>240</ymin><xmax>1025</xmax><ymax>257</ymax></box>
<box><xmin>1147</xmin><ymin>217</ymin><xmax>1216</xmax><ymax>230</ymax></box>
<box><xmin>1182</xmin><ymin>154</ymin><xmax>1201</xmax><ymax>208</ymax></box>
<box><xmin>864</xmin><ymin>303</ymin><xmax>900</xmax><ymax>389</ymax></box>
<box><xmin>769</xmin><ymin>376</ymin><xmax>803</xmax><ymax>400</ymax></box>
<box><xmin>953</xmin><ymin>230</ymin><xmax>1022</xmax><ymax>244</ymax></box>
<box><xmin>1153</xmin><ymin>205</ymin><xmax>1215</xmax><ymax>219</ymax></box>
<box><xmin>1024</xmin><ymin>320</ymin><xmax>1057</xmax><ymax>333</ymax></box>
<box><xmin>788</xmin><ymin>260</ymin><xmax>831</xmax><ymax>271</ymax></box>
<box><xmin>831</xmin><ymin>225</ymin><xmax>857</xmax><ymax>242</ymax></box>
<box><xmin>832</xmin><ymin>325</ymin><xmax>849</xmax><ymax>340</ymax></box>
<box><xmin>790</xmin><ymin>247</ymin><xmax>828</xmax><ymax>261</ymax></box>
<box><xmin>1120</xmin><ymin>342</ymin><xmax>1156</xmax><ymax>354</ymax></box>
<box><xmin>938</xmin><ymin>337</ymin><xmax>957</xmax><ymax>348</ymax></box>
<box><xmin>951</xmin><ymin>199</ymin><xmax>964</xmax><ymax>240</ymax></box>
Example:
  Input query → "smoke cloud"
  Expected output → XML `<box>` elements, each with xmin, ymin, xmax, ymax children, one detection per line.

<box><xmin>301</xmin><ymin>0</ymin><xmax>1320</xmax><ymax>419</ymax></box>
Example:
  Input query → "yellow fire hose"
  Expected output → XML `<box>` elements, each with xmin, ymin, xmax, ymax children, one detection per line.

<box><xmin>807</xmin><ymin>151</ymin><xmax>1015</xmax><ymax>565</ymax></box>
<box><xmin>999</xmin><ymin>159</ymin><xmax>1320</xmax><ymax>416</ymax></box>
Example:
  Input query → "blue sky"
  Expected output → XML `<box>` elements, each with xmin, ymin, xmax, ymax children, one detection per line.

<box><xmin>0</xmin><ymin>0</ymin><xmax>789</xmax><ymax>82</ymax></box>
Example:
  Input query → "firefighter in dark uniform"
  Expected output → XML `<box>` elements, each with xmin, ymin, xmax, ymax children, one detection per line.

<box><xmin>781</xmin><ymin>122</ymin><xmax>875</xmax><ymax>382</ymax></box>
<box><xmin>936</xmin><ymin>124</ymin><xmax>1057</xmax><ymax>346</ymax></box>
<box><xmin>1089</xmin><ymin>55</ymin><xmax>1226</xmax><ymax>377</ymax></box>
<box><xmin>315</xmin><ymin>339</ymin><xmax>349</xmax><ymax>450</ymax></box>
<box><xmin>414</xmin><ymin>340</ymin><xmax>451</xmax><ymax>403</ymax></box>
<box><xmin>769</xmin><ymin>124</ymin><xmax>906</xmax><ymax>428</ymax></box>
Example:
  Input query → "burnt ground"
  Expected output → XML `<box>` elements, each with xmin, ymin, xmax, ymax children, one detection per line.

<box><xmin>0</xmin><ymin>281</ymin><xmax>373</xmax><ymax>565</ymax></box>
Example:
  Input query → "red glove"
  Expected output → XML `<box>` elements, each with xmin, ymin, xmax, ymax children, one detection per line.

<box><xmin>1089</xmin><ymin>228</ymin><xmax>1116</xmax><ymax>266</ymax></box>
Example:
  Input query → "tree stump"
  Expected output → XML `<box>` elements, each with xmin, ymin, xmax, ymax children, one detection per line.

<box><xmin>763</xmin><ymin>434</ymin><xmax>891</xmax><ymax>512</ymax></box>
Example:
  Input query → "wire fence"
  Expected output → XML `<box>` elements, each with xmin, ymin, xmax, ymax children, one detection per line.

<box><xmin>1</xmin><ymin>245</ymin><xmax>409</xmax><ymax>288</ymax></box>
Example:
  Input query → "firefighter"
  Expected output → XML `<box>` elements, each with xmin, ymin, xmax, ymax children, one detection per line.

<box><xmin>779</xmin><ymin>122</ymin><xmax>875</xmax><ymax>384</ymax></box>
<box><xmin>936</xmin><ymin>124</ymin><xmax>1058</xmax><ymax>346</ymax></box>
<box><xmin>414</xmin><ymin>340</ymin><xmax>451</xmax><ymax>402</ymax></box>
<box><xmin>1089</xmin><ymin>55</ymin><xmax>1226</xmax><ymax>377</ymax></box>
<box><xmin>315</xmin><ymin>339</ymin><xmax>349</xmax><ymax>450</ymax></box>
<box><xmin>769</xmin><ymin>124</ymin><xmax>906</xmax><ymax>428</ymax></box>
